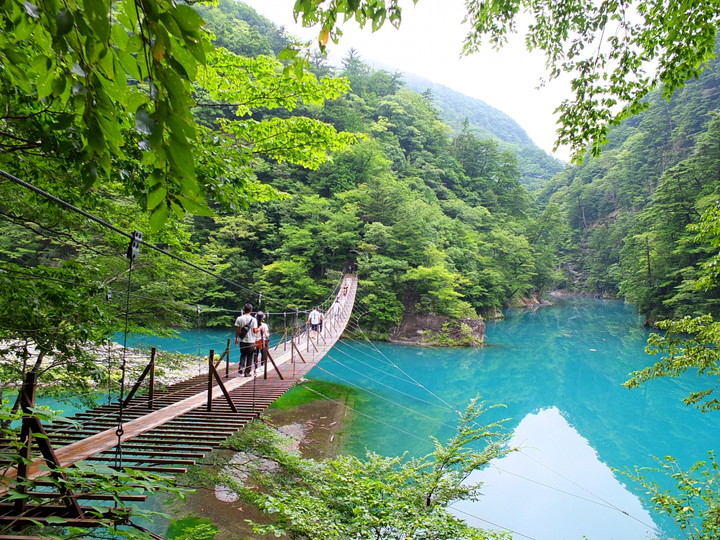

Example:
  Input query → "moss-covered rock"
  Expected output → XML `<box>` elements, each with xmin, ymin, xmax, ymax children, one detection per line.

<box><xmin>389</xmin><ymin>313</ymin><xmax>485</xmax><ymax>346</ymax></box>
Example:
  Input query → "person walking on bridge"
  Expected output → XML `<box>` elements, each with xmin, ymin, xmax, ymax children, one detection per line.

<box><xmin>307</xmin><ymin>306</ymin><xmax>323</xmax><ymax>337</ymax></box>
<box><xmin>254</xmin><ymin>311</ymin><xmax>270</xmax><ymax>369</ymax></box>
<box><xmin>234</xmin><ymin>303</ymin><xmax>258</xmax><ymax>376</ymax></box>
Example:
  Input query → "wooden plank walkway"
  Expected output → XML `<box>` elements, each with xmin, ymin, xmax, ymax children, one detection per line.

<box><xmin>0</xmin><ymin>274</ymin><xmax>357</xmax><ymax>495</ymax></box>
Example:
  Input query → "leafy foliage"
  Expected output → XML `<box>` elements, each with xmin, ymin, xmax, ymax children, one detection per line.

<box><xmin>629</xmin><ymin>453</ymin><xmax>720</xmax><ymax>540</ymax></box>
<box><xmin>625</xmin><ymin>315</ymin><xmax>720</xmax><ymax>412</ymax></box>
<box><xmin>219</xmin><ymin>398</ymin><xmax>512</xmax><ymax>540</ymax></box>
<box><xmin>292</xmin><ymin>0</ymin><xmax>720</xmax><ymax>161</ymax></box>
<box><xmin>537</xmin><ymin>49</ymin><xmax>720</xmax><ymax>318</ymax></box>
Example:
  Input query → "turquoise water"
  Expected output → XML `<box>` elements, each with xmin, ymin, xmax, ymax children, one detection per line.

<box><xmin>305</xmin><ymin>296</ymin><xmax>719</xmax><ymax>540</ymax></box>
<box><xmin>119</xmin><ymin>296</ymin><xmax>718</xmax><ymax>539</ymax></box>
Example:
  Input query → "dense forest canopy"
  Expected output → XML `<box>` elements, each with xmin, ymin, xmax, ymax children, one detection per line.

<box><xmin>539</xmin><ymin>49</ymin><xmax>720</xmax><ymax>323</ymax></box>
<box><xmin>0</xmin><ymin>0</ymin><xmax>569</xmax><ymax>405</ymax></box>
<box><xmin>401</xmin><ymin>73</ymin><xmax>565</xmax><ymax>191</ymax></box>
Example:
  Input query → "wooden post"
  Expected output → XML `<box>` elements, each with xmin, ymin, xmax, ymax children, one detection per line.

<box><xmin>123</xmin><ymin>348</ymin><xmax>157</xmax><ymax>408</ymax></box>
<box><xmin>207</xmin><ymin>350</ymin><xmax>214</xmax><ymax>412</ymax></box>
<box><xmin>263</xmin><ymin>348</ymin><xmax>284</xmax><ymax>380</ymax></box>
<box><xmin>147</xmin><ymin>347</ymin><xmax>155</xmax><ymax>409</ymax></box>
<box><xmin>16</xmin><ymin>371</ymin><xmax>84</xmax><ymax>517</ymax></box>
<box><xmin>14</xmin><ymin>370</ymin><xmax>37</xmax><ymax>514</ymax></box>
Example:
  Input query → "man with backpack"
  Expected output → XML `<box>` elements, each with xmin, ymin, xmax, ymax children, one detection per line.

<box><xmin>307</xmin><ymin>306</ymin><xmax>323</xmax><ymax>337</ymax></box>
<box><xmin>234</xmin><ymin>303</ymin><xmax>258</xmax><ymax>376</ymax></box>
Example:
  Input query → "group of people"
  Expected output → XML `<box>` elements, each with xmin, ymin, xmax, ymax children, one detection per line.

<box><xmin>233</xmin><ymin>303</ymin><xmax>270</xmax><ymax>377</ymax></box>
<box><xmin>233</xmin><ymin>276</ymin><xmax>352</xmax><ymax>375</ymax></box>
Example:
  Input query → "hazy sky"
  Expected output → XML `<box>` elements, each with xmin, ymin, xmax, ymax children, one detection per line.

<box><xmin>242</xmin><ymin>0</ymin><xmax>572</xmax><ymax>161</ymax></box>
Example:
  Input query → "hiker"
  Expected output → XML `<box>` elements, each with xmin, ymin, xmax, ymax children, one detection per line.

<box><xmin>234</xmin><ymin>303</ymin><xmax>258</xmax><ymax>376</ymax></box>
<box><xmin>254</xmin><ymin>311</ymin><xmax>270</xmax><ymax>368</ymax></box>
<box><xmin>307</xmin><ymin>306</ymin><xmax>323</xmax><ymax>335</ymax></box>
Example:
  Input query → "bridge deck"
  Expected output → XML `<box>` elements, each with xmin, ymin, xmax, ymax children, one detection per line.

<box><xmin>0</xmin><ymin>274</ymin><xmax>357</xmax><ymax>499</ymax></box>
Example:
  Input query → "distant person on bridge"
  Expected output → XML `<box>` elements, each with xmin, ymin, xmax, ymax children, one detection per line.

<box><xmin>307</xmin><ymin>307</ymin><xmax>323</xmax><ymax>336</ymax></box>
<box><xmin>234</xmin><ymin>303</ymin><xmax>258</xmax><ymax>376</ymax></box>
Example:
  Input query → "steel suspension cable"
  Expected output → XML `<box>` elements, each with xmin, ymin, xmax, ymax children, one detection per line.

<box><xmin>0</xmin><ymin>169</ymin><xmax>295</xmax><ymax>312</ymax></box>
<box><xmin>321</xmin><ymin>313</ymin><xmax>662</xmax><ymax>532</ymax></box>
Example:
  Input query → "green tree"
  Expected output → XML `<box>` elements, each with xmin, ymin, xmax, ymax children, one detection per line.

<box><xmin>0</xmin><ymin>0</ymin><xmax>356</xmax><ymax>230</ymax></box>
<box><xmin>257</xmin><ymin>259</ymin><xmax>328</xmax><ymax>309</ymax></box>
<box><xmin>292</xmin><ymin>0</ymin><xmax>720</xmax><ymax>160</ymax></box>
<box><xmin>402</xmin><ymin>263</ymin><xmax>475</xmax><ymax>319</ymax></box>
<box><xmin>219</xmin><ymin>398</ymin><xmax>512</xmax><ymax>540</ymax></box>
<box><xmin>629</xmin><ymin>453</ymin><xmax>720</xmax><ymax>540</ymax></box>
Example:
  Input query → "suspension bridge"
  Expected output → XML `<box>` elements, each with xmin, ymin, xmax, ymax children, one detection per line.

<box><xmin>0</xmin><ymin>274</ymin><xmax>357</xmax><ymax>534</ymax></box>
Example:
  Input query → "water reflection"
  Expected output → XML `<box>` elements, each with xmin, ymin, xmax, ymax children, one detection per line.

<box><xmin>454</xmin><ymin>407</ymin><xmax>658</xmax><ymax>540</ymax></box>
<box><xmin>310</xmin><ymin>296</ymin><xmax>720</xmax><ymax>539</ymax></box>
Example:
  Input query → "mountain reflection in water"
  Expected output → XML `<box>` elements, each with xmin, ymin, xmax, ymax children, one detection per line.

<box><xmin>310</xmin><ymin>296</ymin><xmax>718</xmax><ymax>540</ymax></box>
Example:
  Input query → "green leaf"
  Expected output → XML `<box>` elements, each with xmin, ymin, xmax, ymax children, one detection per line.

<box><xmin>169</xmin><ymin>41</ymin><xmax>197</xmax><ymax>79</ymax></box>
<box><xmin>126</xmin><ymin>90</ymin><xmax>149</xmax><ymax>113</ymax></box>
<box><xmin>167</xmin><ymin>138</ymin><xmax>195</xmax><ymax>178</ymax></box>
<box><xmin>159</xmin><ymin>12</ymin><xmax>183</xmax><ymax>39</ymax></box>
<box><xmin>118</xmin><ymin>51</ymin><xmax>143</xmax><ymax>81</ymax></box>
<box><xmin>172</xmin><ymin>4</ymin><xmax>204</xmax><ymax>34</ymax></box>
<box><xmin>177</xmin><ymin>195</ymin><xmax>213</xmax><ymax>216</ymax></box>
<box><xmin>56</xmin><ymin>8</ymin><xmax>73</xmax><ymax>35</ymax></box>
<box><xmin>83</xmin><ymin>0</ymin><xmax>110</xmax><ymax>41</ymax></box>
<box><xmin>183</xmin><ymin>34</ymin><xmax>207</xmax><ymax>65</ymax></box>
<box><xmin>147</xmin><ymin>184</ymin><xmax>167</xmax><ymax>209</ymax></box>
<box><xmin>278</xmin><ymin>47</ymin><xmax>299</xmax><ymax>61</ymax></box>
<box><xmin>149</xmin><ymin>203</ymin><xmax>169</xmax><ymax>232</ymax></box>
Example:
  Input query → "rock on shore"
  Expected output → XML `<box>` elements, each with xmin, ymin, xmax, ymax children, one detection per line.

<box><xmin>389</xmin><ymin>313</ymin><xmax>485</xmax><ymax>346</ymax></box>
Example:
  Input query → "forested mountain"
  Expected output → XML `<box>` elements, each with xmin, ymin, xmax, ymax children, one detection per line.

<box><xmin>540</xmin><ymin>46</ymin><xmax>720</xmax><ymax>322</ymax></box>
<box><xmin>187</xmin><ymin>0</ymin><xmax>566</xmax><ymax>335</ymax></box>
<box><xmin>402</xmin><ymin>73</ymin><xmax>565</xmax><ymax>190</ymax></box>
<box><xmin>402</xmin><ymin>74</ymin><xmax>535</xmax><ymax>147</ymax></box>
<box><xmin>0</xmin><ymin>0</ymin><xmax>567</xmax><ymax>381</ymax></box>
<box><xmin>199</xmin><ymin>0</ymin><xmax>565</xmax><ymax>191</ymax></box>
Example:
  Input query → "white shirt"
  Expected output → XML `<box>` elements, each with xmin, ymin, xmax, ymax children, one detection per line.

<box><xmin>234</xmin><ymin>313</ymin><xmax>258</xmax><ymax>344</ymax></box>
<box><xmin>258</xmin><ymin>322</ymin><xmax>269</xmax><ymax>342</ymax></box>
<box><xmin>308</xmin><ymin>309</ymin><xmax>323</xmax><ymax>324</ymax></box>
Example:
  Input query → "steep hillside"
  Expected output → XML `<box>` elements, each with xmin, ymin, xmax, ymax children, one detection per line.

<box><xmin>403</xmin><ymin>73</ymin><xmax>565</xmax><ymax>190</ymax></box>
<box><xmin>540</xmin><ymin>44</ymin><xmax>720</xmax><ymax>321</ymax></box>
<box><xmin>184</xmin><ymin>1</ymin><xmax>567</xmax><ymax>336</ymax></box>
<box><xmin>402</xmin><ymin>74</ymin><xmax>533</xmax><ymax>146</ymax></box>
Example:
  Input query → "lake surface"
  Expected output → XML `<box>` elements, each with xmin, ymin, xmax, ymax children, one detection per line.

<box><xmin>308</xmin><ymin>296</ymin><xmax>718</xmax><ymax>540</ymax></box>
<box><xmin>126</xmin><ymin>296</ymin><xmax>718</xmax><ymax>539</ymax></box>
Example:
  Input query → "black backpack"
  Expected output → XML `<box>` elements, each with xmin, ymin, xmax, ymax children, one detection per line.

<box><xmin>238</xmin><ymin>320</ymin><xmax>252</xmax><ymax>339</ymax></box>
